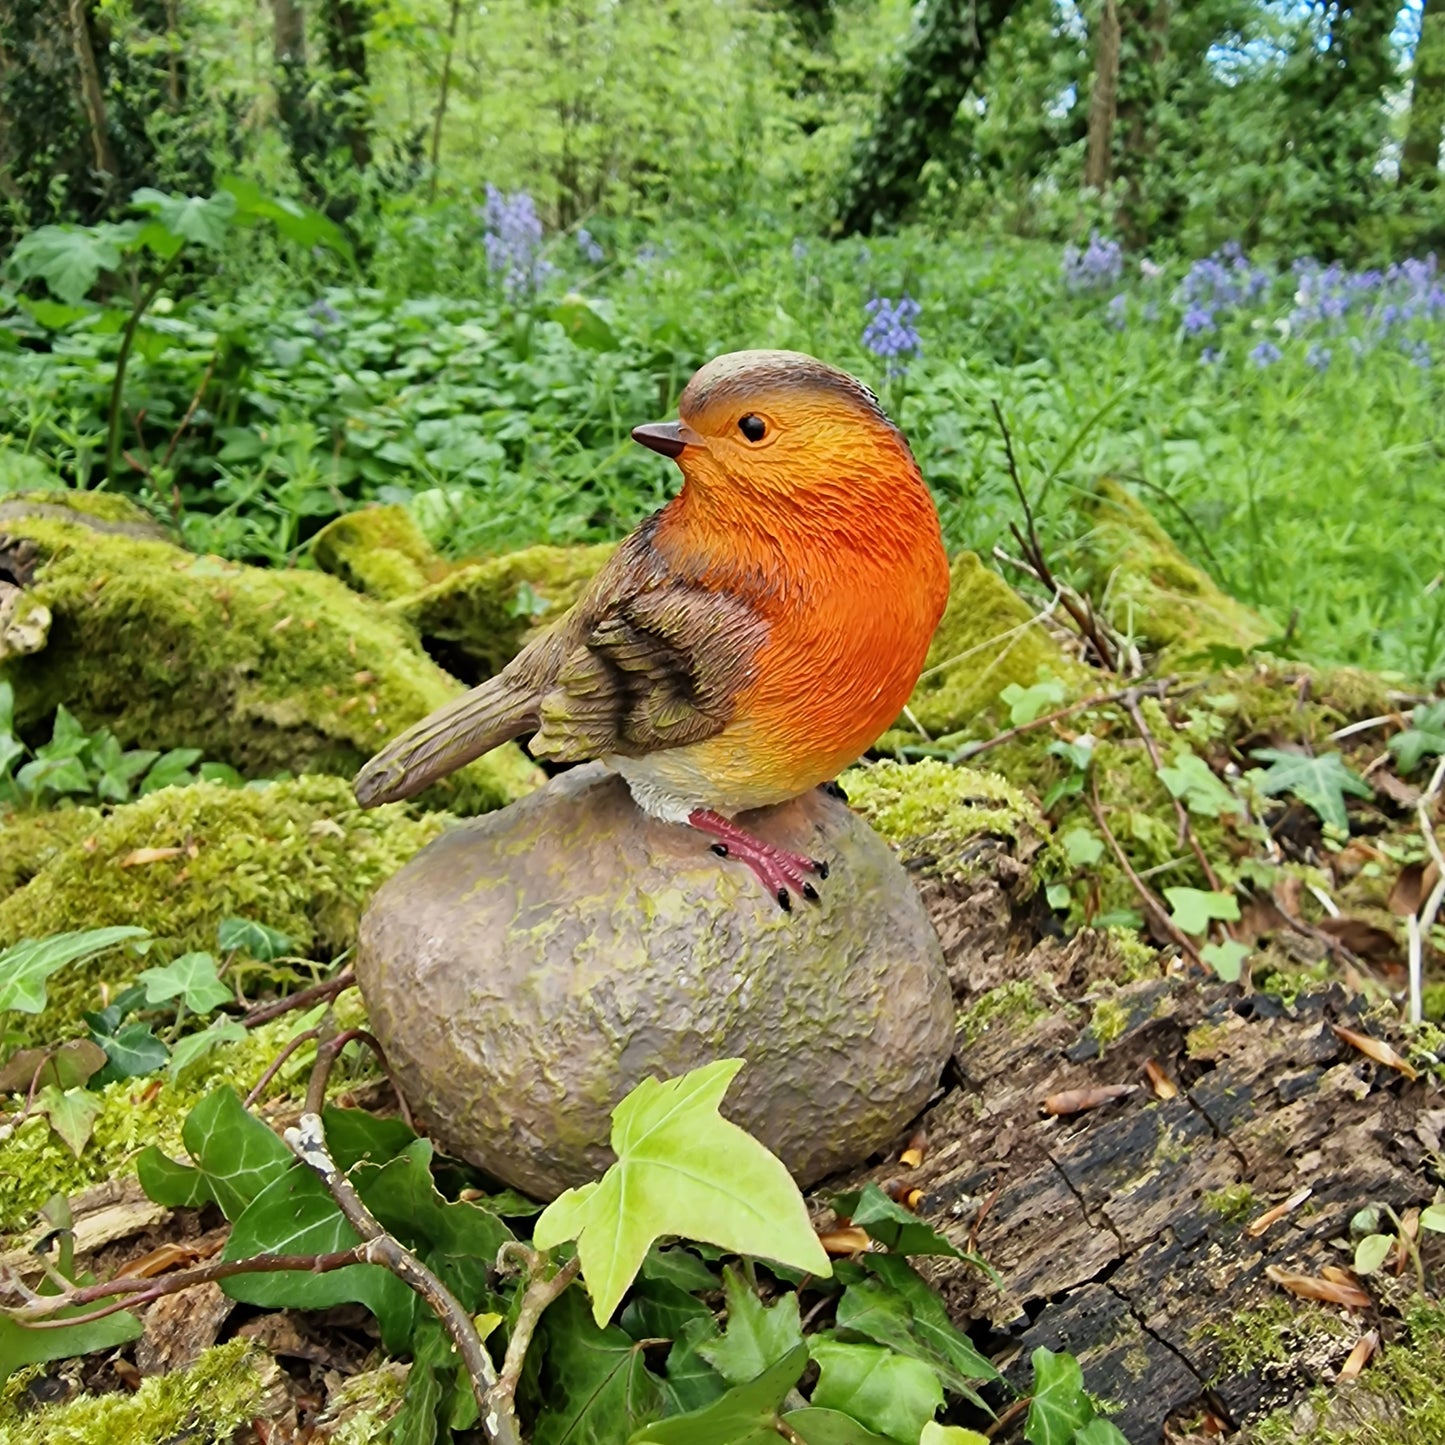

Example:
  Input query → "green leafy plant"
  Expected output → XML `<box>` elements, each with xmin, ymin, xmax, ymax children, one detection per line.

<box><xmin>1351</xmin><ymin>1197</ymin><xmax>1445</xmax><ymax>1293</ymax></box>
<box><xmin>1247</xmin><ymin>749</ymin><xmax>1373</xmax><ymax>833</ymax></box>
<box><xmin>1390</xmin><ymin>701</ymin><xmax>1445</xmax><ymax>775</ymax></box>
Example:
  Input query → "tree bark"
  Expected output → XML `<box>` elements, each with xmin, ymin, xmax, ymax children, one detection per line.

<box><xmin>834</xmin><ymin>0</ymin><xmax>1024</xmax><ymax>237</ymax></box>
<box><xmin>67</xmin><ymin>0</ymin><xmax>117</xmax><ymax>181</ymax></box>
<box><xmin>1084</xmin><ymin>0</ymin><xmax>1121</xmax><ymax>191</ymax></box>
<box><xmin>1403</xmin><ymin>0</ymin><xmax>1445</xmax><ymax>187</ymax></box>
<box><xmin>1115</xmin><ymin>0</ymin><xmax>1169</xmax><ymax>246</ymax></box>
<box><xmin>271</xmin><ymin>0</ymin><xmax>305</xmax><ymax>67</ymax></box>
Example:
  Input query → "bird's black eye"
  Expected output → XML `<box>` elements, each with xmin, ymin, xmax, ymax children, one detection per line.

<box><xmin>738</xmin><ymin>414</ymin><xmax>766</xmax><ymax>442</ymax></box>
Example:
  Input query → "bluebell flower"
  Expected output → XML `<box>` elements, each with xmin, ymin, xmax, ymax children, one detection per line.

<box><xmin>480</xmin><ymin>184</ymin><xmax>555</xmax><ymax>298</ymax></box>
<box><xmin>1306</xmin><ymin>343</ymin><xmax>1332</xmax><ymax>371</ymax></box>
<box><xmin>1407</xmin><ymin>338</ymin><xmax>1432</xmax><ymax>369</ymax></box>
<box><xmin>1200</xmin><ymin>347</ymin><xmax>1221</xmax><ymax>365</ymax></box>
<box><xmin>862</xmin><ymin>294</ymin><xmax>922</xmax><ymax>378</ymax></box>
<box><xmin>1106</xmin><ymin>294</ymin><xmax>1128</xmax><ymax>329</ymax></box>
<box><xmin>1250</xmin><ymin>341</ymin><xmax>1282</xmax><ymax>368</ymax></box>
<box><xmin>1182</xmin><ymin>305</ymin><xmax>1216</xmax><ymax>336</ymax></box>
<box><xmin>308</xmin><ymin>298</ymin><xmax>341</xmax><ymax>326</ymax></box>
<box><xmin>1063</xmin><ymin>232</ymin><xmax>1124</xmax><ymax>293</ymax></box>
<box><xmin>576</xmin><ymin>228</ymin><xmax>604</xmax><ymax>264</ymax></box>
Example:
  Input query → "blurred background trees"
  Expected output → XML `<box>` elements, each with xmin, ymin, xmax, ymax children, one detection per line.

<box><xmin>1</xmin><ymin>0</ymin><xmax>1441</xmax><ymax>260</ymax></box>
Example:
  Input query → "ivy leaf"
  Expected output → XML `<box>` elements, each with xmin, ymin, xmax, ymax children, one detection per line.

<box><xmin>0</xmin><ymin>1039</ymin><xmax>106</xmax><ymax>1094</ymax></box>
<box><xmin>137</xmin><ymin>952</ymin><xmax>233</xmax><ymax>1014</ymax></box>
<box><xmin>831</xmin><ymin>1182</ymin><xmax>961</xmax><ymax>1257</ymax></box>
<box><xmin>919</xmin><ymin>1427</ymin><xmax>991</xmax><ymax>1445</ymax></box>
<box><xmin>0</xmin><ymin>926</ymin><xmax>148</xmax><ymax>1015</ymax></box>
<box><xmin>835</xmin><ymin>1265</ymin><xmax>997</xmax><ymax>1406</ymax></box>
<box><xmin>1200</xmin><ymin>940</ymin><xmax>1251</xmax><ymax>984</ymax></box>
<box><xmin>1074</xmin><ymin>1422</ymin><xmax>1131</xmax><ymax>1445</ymax></box>
<box><xmin>1420</xmin><ymin>1203</ymin><xmax>1445</xmax><ymax>1233</ymax></box>
<box><xmin>1163</xmin><ymin>887</ymin><xmax>1241</xmax><ymax>938</ymax></box>
<box><xmin>1024</xmin><ymin>1348</ymin><xmax>1094</xmax><ymax>1445</ymax></box>
<box><xmin>92</xmin><ymin>1022</ymin><xmax>169</xmax><ymax>1081</ymax></box>
<box><xmin>1060</xmin><ymin>828</ymin><xmax>1104</xmax><ymax>868</ymax></box>
<box><xmin>533</xmin><ymin>1060</ymin><xmax>831</xmax><ymax>1325</ymax></box>
<box><xmin>136</xmin><ymin>1086</ymin><xmax>291</xmax><ymax>1217</ymax></box>
<box><xmin>7</xmin><ymin>224</ymin><xmax>121</xmax><ymax>304</ymax></box>
<box><xmin>1248</xmin><ymin>749</ymin><xmax>1372</xmax><ymax>832</ymax></box>
<box><xmin>697</xmin><ymin>1265</ymin><xmax>803</xmax><ymax>1385</ymax></box>
<box><xmin>140</xmin><ymin>747</ymin><xmax>205</xmax><ymax>793</ymax></box>
<box><xmin>1001</xmin><ymin>678</ymin><xmax>1067</xmax><ymax>726</ymax></box>
<box><xmin>533</xmin><ymin>1288</ymin><xmax>665</xmax><ymax>1445</ymax></box>
<box><xmin>1389</xmin><ymin>701</ymin><xmax>1445</xmax><ymax>774</ymax></box>
<box><xmin>641</xmin><ymin>1245</ymin><xmax>720</xmax><ymax>1295</ymax></box>
<box><xmin>216</xmin><ymin>916</ymin><xmax>294</xmax><ymax>961</ymax></box>
<box><xmin>168</xmin><ymin>1016</ymin><xmax>247</xmax><ymax>1079</ymax></box>
<box><xmin>323</xmin><ymin>1106</ymin><xmax>418</xmax><ymax>1170</ymax></box>
<box><xmin>0</xmin><ymin>1298</ymin><xmax>142</xmax><ymax>1383</ymax></box>
<box><xmin>785</xmin><ymin>1409</ymin><xmax>897</xmax><ymax>1444</ymax></box>
<box><xmin>1157</xmin><ymin>753</ymin><xmax>1239</xmax><ymax>818</ymax></box>
<box><xmin>35</xmin><ymin>1084</ymin><xmax>104</xmax><ymax>1158</ymax></box>
<box><xmin>809</xmin><ymin>1339</ymin><xmax>943</xmax><ymax>1442</ymax></box>
<box><xmin>662</xmin><ymin>1315</ymin><xmax>726</xmax><ymax>1412</ymax></box>
<box><xmin>628</xmin><ymin>1343</ymin><xmax>807</xmax><ymax>1445</ymax></box>
<box><xmin>620</xmin><ymin>1276</ymin><xmax>715</xmax><ymax>1345</ymax></box>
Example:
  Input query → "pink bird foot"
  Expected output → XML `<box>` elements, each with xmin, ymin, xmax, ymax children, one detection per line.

<box><xmin>687</xmin><ymin>808</ymin><xmax>829</xmax><ymax>911</ymax></box>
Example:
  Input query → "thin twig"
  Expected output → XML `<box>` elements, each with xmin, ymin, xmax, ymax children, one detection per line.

<box><xmin>985</xmin><ymin>1395</ymin><xmax>1032</xmax><ymax>1439</ymax></box>
<box><xmin>1407</xmin><ymin>756</ymin><xmax>1445</xmax><ymax>1026</ymax></box>
<box><xmin>284</xmin><ymin>1113</ymin><xmax>513</xmax><ymax>1445</ymax></box>
<box><xmin>304</xmin><ymin>1026</ymin><xmax>415</xmax><ymax>1130</ymax></box>
<box><xmin>241</xmin><ymin>968</ymin><xmax>355</xmax><ymax>1029</ymax></box>
<box><xmin>1088</xmin><ymin>780</ymin><xmax>1204</xmax><ymax>969</ymax></box>
<box><xmin>952</xmin><ymin>678</ymin><xmax>1177</xmax><ymax>763</ymax></box>
<box><xmin>243</xmin><ymin>1026</ymin><xmax>322</xmax><ymax>1110</ymax></box>
<box><xmin>1</xmin><ymin>1248</ymin><xmax>366</xmax><ymax>1329</ymax></box>
<box><xmin>487</xmin><ymin>1250</ymin><xmax>581</xmax><ymax>1432</ymax></box>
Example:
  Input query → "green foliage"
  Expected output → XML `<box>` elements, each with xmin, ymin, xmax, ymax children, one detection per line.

<box><xmin>534</xmin><ymin>1059</ymin><xmax>831</xmax><ymax>1326</ymax></box>
<box><xmin>1024</xmin><ymin>1347</ymin><xmax>1127</xmax><ymax>1445</ymax></box>
<box><xmin>1246</xmin><ymin>749</ymin><xmax>1373</xmax><ymax>832</ymax></box>
<box><xmin>1163</xmin><ymin>887</ymin><xmax>1240</xmax><ymax>937</ymax></box>
<box><xmin>0</xmin><ymin>926</ymin><xmax>148</xmax><ymax>1017</ymax></box>
<box><xmin>1391</xmin><ymin>701</ymin><xmax>1445</xmax><ymax>774</ymax></box>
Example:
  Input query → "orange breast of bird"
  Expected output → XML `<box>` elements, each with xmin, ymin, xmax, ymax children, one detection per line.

<box><xmin>643</xmin><ymin>465</ymin><xmax>950</xmax><ymax>813</ymax></box>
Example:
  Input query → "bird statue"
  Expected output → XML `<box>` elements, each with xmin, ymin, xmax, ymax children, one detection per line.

<box><xmin>354</xmin><ymin>349</ymin><xmax>950</xmax><ymax>908</ymax></box>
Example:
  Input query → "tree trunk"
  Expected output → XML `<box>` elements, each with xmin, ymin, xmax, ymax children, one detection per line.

<box><xmin>1115</xmin><ymin>0</ymin><xmax>1169</xmax><ymax>247</ymax></box>
<box><xmin>1403</xmin><ymin>0</ymin><xmax>1445</xmax><ymax>187</ymax></box>
<box><xmin>834</xmin><ymin>0</ymin><xmax>1024</xmax><ymax>237</ymax></box>
<box><xmin>427</xmin><ymin>0</ymin><xmax>464</xmax><ymax>200</ymax></box>
<box><xmin>271</xmin><ymin>0</ymin><xmax>305</xmax><ymax>67</ymax></box>
<box><xmin>1084</xmin><ymin>0</ymin><xmax>1121</xmax><ymax>191</ymax></box>
<box><xmin>66</xmin><ymin>0</ymin><xmax>117</xmax><ymax>181</ymax></box>
<box><xmin>322</xmin><ymin>0</ymin><xmax>371</xmax><ymax>171</ymax></box>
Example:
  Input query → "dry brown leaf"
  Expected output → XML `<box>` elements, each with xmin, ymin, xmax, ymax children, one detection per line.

<box><xmin>1265</xmin><ymin>1264</ymin><xmax>1372</xmax><ymax>1310</ymax></box>
<box><xmin>1338</xmin><ymin>1330</ymin><xmax>1379</xmax><ymax>1381</ymax></box>
<box><xmin>1315</xmin><ymin>917</ymin><xmax>1401</xmax><ymax>962</ymax></box>
<box><xmin>119</xmin><ymin>846</ymin><xmax>187</xmax><ymax>868</ymax></box>
<box><xmin>817</xmin><ymin>1226</ymin><xmax>872</xmax><ymax>1255</ymax></box>
<box><xmin>1042</xmin><ymin>1084</ymin><xmax>1137</xmax><ymax>1116</ymax></box>
<box><xmin>1245</xmin><ymin>1185</ymin><xmax>1312</xmax><ymax>1238</ymax></box>
<box><xmin>271</xmin><ymin>614</ymin><xmax>294</xmax><ymax>632</ymax></box>
<box><xmin>899</xmin><ymin>1128</ymin><xmax>928</xmax><ymax>1169</ymax></box>
<box><xmin>1144</xmin><ymin>1059</ymin><xmax>1179</xmax><ymax>1100</ymax></box>
<box><xmin>1375</xmin><ymin>772</ymin><xmax>1423</xmax><ymax>810</ymax></box>
<box><xmin>1331</xmin><ymin>1023</ymin><xmax>1419</xmax><ymax>1081</ymax></box>
<box><xmin>1388</xmin><ymin>861</ymin><xmax>1441</xmax><ymax>916</ymax></box>
<box><xmin>115</xmin><ymin>1239</ymin><xmax>212</xmax><ymax>1280</ymax></box>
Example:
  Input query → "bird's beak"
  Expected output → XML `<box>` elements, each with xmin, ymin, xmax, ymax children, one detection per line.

<box><xmin>631</xmin><ymin>420</ymin><xmax>703</xmax><ymax>459</ymax></box>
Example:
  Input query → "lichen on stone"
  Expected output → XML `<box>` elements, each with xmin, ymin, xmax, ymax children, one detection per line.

<box><xmin>0</xmin><ymin>777</ymin><xmax>447</xmax><ymax>1034</ymax></box>
<box><xmin>899</xmin><ymin>551</ymin><xmax>1092</xmax><ymax>740</ymax></box>
<box><xmin>0</xmin><ymin>490</ymin><xmax>540</xmax><ymax>813</ymax></box>
<box><xmin>391</xmin><ymin>541</ymin><xmax>615</xmax><ymax>681</ymax></box>
<box><xmin>0</xmin><ymin>1339</ymin><xmax>268</xmax><ymax>1445</ymax></box>
<box><xmin>845</xmin><ymin>756</ymin><xmax>1055</xmax><ymax>888</ymax></box>
<box><xmin>310</xmin><ymin>504</ymin><xmax>450</xmax><ymax>601</ymax></box>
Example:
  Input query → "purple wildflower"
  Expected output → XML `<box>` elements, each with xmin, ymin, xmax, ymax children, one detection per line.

<box><xmin>862</xmin><ymin>294</ymin><xmax>922</xmax><ymax>378</ymax></box>
<box><xmin>1106</xmin><ymin>294</ymin><xmax>1128</xmax><ymax>329</ymax></box>
<box><xmin>576</xmin><ymin>228</ymin><xmax>604</xmax><ymax>265</ymax></box>
<box><xmin>1183</xmin><ymin>305</ymin><xmax>1216</xmax><ymax>336</ymax></box>
<box><xmin>480</xmin><ymin>184</ymin><xmax>554</xmax><ymax>297</ymax></box>
<box><xmin>1250</xmin><ymin>341</ymin><xmax>1282</xmax><ymax>368</ymax></box>
<box><xmin>1306</xmin><ymin>343</ymin><xmax>1332</xmax><ymax>371</ymax></box>
<box><xmin>1063</xmin><ymin>232</ymin><xmax>1124</xmax><ymax>293</ymax></box>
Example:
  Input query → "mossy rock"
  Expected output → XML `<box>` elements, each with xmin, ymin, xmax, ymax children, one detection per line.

<box><xmin>0</xmin><ymin>1340</ymin><xmax>274</xmax><ymax>1444</ymax></box>
<box><xmin>309</xmin><ymin>504</ymin><xmax>450</xmax><ymax>602</ymax></box>
<box><xmin>390</xmin><ymin>541</ymin><xmax>616</xmax><ymax>680</ymax></box>
<box><xmin>845</xmin><ymin>756</ymin><xmax>1054</xmax><ymax>891</ymax></box>
<box><xmin>0</xmin><ymin>778</ymin><xmax>447</xmax><ymax>1034</ymax></box>
<box><xmin>0</xmin><ymin>806</ymin><xmax>102</xmax><ymax>900</ymax></box>
<box><xmin>0</xmin><ymin>491</ymin><xmax>541</xmax><ymax>811</ymax></box>
<box><xmin>901</xmin><ymin>552</ymin><xmax>1092</xmax><ymax>739</ymax></box>
<box><xmin>1079</xmin><ymin>479</ymin><xmax>1274</xmax><ymax>667</ymax></box>
<box><xmin>357</xmin><ymin>764</ymin><xmax>951</xmax><ymax>1198</ymax></box>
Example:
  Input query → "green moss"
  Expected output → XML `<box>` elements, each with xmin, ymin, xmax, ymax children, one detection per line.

<box><xmin>0</xmin><ymin>992</ymin><xmax>369</xmax><ymax>1233</ymax></box>
<box><xmin>900</xmin><ymin>551</ymin><xmax>1092</xmax><ymax>738</ymax></box>
<box><xmin>0</xmin><ymin>777</ymin><xmax>446</xmax><ymax>1032</ymax></box>
<box><xmin>1249</xmin><ymin>1304</ymin><xmax>1445</xmax><ymax>1445</ymax></box>
<box><xmin>310</xmin><ymin>504</ymin><xmax>449</xmax><ymax>601</ymax></box>
<box><xmin>1253</xmin><ymin>958</ymin><xmax>1334</xmax><ymax>1009</ymax></box>
<box><xmin>0</xmin><ymin>498</ymin><xmax>540</xmax><ymax>813</ymax></box>
<box><xmin>1421</xmin><ymin>985</ymin><xmax>1445</xmax><ymax>1023</ymax></box>
<box><xmin>0</xmin><ymin>806</ymin><xmax>102</xmax><ymax>900</ymax></box>
<box><xmin>1078</xmin><ymin>479</ymin><xmax>1274</xmax><ymax>667</ymax></box>
<box><xmin>0</xmin><ymin>489</ymin><xmax>161</xmax><ymax>531</ymax></box>
<box><xmin>958</xmin><ymin>979</ymin><xmax>1047</xmax><ymax>1046</ymax></box>
<box><xmin>1194</xmin><ymin>1296</ymin><xmax>1320</xmax><ymax>1374</ymax></box>
<box><xmin>318</xmin><ymin>1362</ymin><xmax>409</xmax><ymax>1442</ymax></box>
<box><xmin>1089</xmin><ymin>995</ymin><xmax>1129</xmax><ymax>1049</ymax></box>
<box><xmin>392</xmin><ymin>541</ymin><xmax>615</xmax><ymax>680</ymax></box>
<box><xmin>0</xmin><ymin>1340</ymin><xmax>267</xmax><ymax>1444</ymax></box>
<box><xmin>1185</xmin><ymin>1021</ymin><xmax>1230</xmax><ymax>1059</ymax></box>
<box><xmin>1202</xmin><ymin>1182</ymin><xmax>1256</xmax><ymax>1222</ymax></box>
<box><xmin>845</xmin><ymin>757</ymin><xmax>1054</xmax><ymax>887</ymax></box>
<box><xmin>1109</xmin><ymin>927</ymin><xmax>1161</xmax><ymax>983</ymax></box>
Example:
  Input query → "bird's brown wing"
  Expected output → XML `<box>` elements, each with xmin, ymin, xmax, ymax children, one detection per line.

<box><xmin>528</xmin><ymin>547</ymin><xmax>770</xmax><ymax>762</ymax></box>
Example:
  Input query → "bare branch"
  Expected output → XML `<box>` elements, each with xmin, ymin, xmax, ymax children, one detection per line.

<box><xmin>487</xmin><ymin>1249</ymin><xmax>581</xmax><ymax>1432</ymax></box>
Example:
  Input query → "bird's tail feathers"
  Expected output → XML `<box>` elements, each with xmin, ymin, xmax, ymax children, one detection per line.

<box><xmin>353</xmin><ymin>677</ymin><xmax>538</xmax><ymax>806</ymax></box>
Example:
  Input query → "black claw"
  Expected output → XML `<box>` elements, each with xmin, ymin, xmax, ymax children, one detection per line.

<box><xmin>812</xmin><ymin>859</ymin><xmax>830</xmax><ymax>880</ymax></box>
<box><xmin>776</xmin><ymin>888</ymin><xmax>792</xmax><ymax>912</ymax></box>
<box><xmin>801</xmin><ymin>882</ymin><xmax>819</xmax><ymax>902</ymax></box>
<box><xmin>821</xmin><ymin>780</ymin><xmax>850</xmax><ymax>802</ymax></box>
<box><xmin>711</xmin><ymin>843</ymin><xmax>729</xmax><ymax>857</ymax></box>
